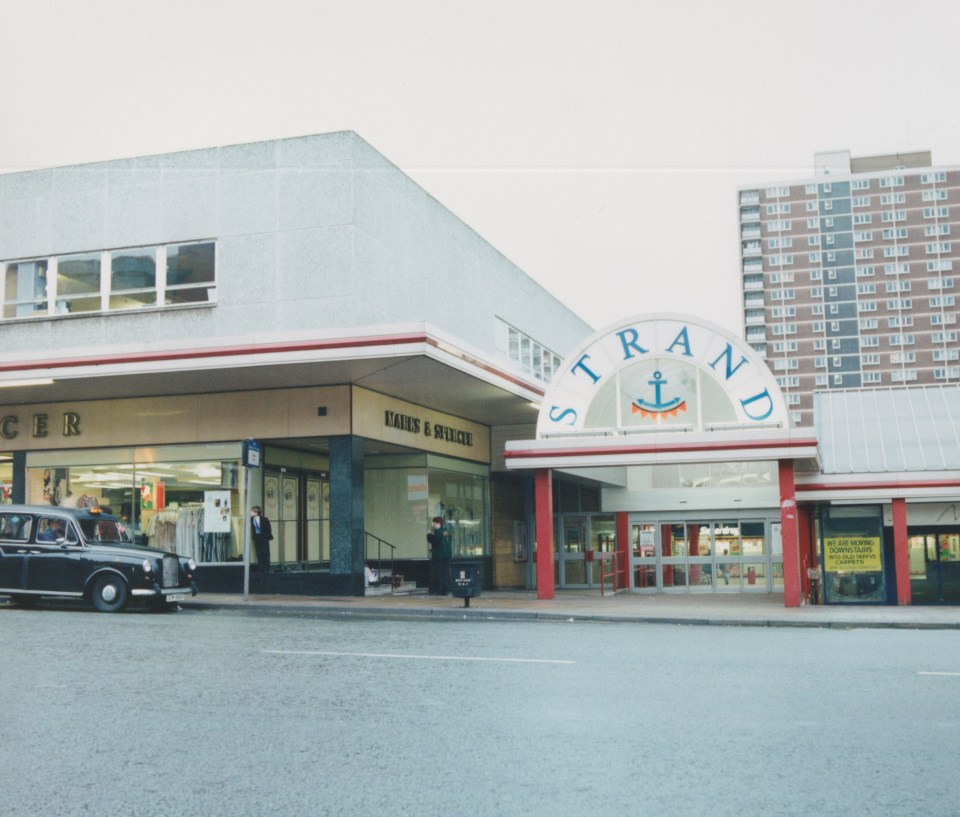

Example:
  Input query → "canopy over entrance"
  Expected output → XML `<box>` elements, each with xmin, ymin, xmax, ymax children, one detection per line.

<box><xmin>504</xmin><ymin>314</ymin><xmax>819</xmax><ymax>607</ymax></box>
<box><xmin>506</xmin><ymin>314</ymin><xmax>818</xmax><ymax>473</ymax></box>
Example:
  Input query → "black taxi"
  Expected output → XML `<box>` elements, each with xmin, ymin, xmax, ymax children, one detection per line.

<box><xmin>0</xmin><ymin>504</ymin><xmax>198</xmax><ymax>612</ymax></box>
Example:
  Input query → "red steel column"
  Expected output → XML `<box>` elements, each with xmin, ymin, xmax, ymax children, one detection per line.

<box><xmin>892</xmin><ymin>498</ymin><xmax>911</xmax><ymax>606</ymax></box>
<box><xmin>779</xmin><ymin>460</ymin><xmax>802</xmax><ymax>608</ymax></box>
<box><xmin>535</xmin><ymin>468</ymin><xmax>555</xmax><ymax>600</ymax></box>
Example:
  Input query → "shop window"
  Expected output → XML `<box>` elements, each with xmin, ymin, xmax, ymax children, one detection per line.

<box><xmin>431</xmin><ymin>470</ymin><xmax>488</xmax><ymax>558</ymax></box>
<box><xmin>365</xmin><ymin>463</ymin><xmax>489</xmax><ymax>560</ymax></box>
<box><xmin>26</xmin><ymin>446</ymin><xmax>243</xmax><ymax>564</ymax></box>
<box><xmin>819</xmin><ymin>505</ymin><xmax>886</xmax><ymax>603</ymax></box>
<box><xmin>740</xmin><ymin>521</ymin><xmax>766</xmax><ymax>554</ymax></box>
<box><xmin>0</xmin><ymin>454</ymin><xmax>12</xmax><ymax>503</ymax></box>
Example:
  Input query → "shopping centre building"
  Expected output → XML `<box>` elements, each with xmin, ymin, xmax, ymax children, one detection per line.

<box><xmin>1</xmin><ymin>133</ymin><xmax>957</xmax><ymax>605</ymax></box>
<box><xmin>505</xmin><ymin>315</ymin><xmax>960</xmax><ymax>606</ymax></box>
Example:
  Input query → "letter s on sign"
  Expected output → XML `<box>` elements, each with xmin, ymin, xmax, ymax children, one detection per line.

<box><xmin>548</xmin><ymin>406</ymin><xmax>577</xmax><ymax>426</ymax></box>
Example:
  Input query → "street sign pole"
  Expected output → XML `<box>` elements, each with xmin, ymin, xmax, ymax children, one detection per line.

<box><xmin>243</xmin><ymin>463</ymin><xmax>252</xmax><ymax>601</ymax></box>
<box><xmin>241</xmin><ymin>439</ymin><xmax>261</xmax><ymax>602</ymax></box>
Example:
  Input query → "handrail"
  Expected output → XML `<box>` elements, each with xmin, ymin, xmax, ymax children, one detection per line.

<box><xmin>364</xmin><ymin>531</ymin><xmax>397</xmax><ymax>587</ymax></box>
<box><xmin>598</xmin><ymin>551</ymin><xmax>626</xmax><ymax>596</ymax></box>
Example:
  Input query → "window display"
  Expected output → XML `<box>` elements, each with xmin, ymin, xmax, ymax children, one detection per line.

<box><xmin>365</xmin><ymin>458</ymin><xmax>489</xmax><ymax>560</ymax></box>
<box><xmin>25</xmin><ymin>444</ymin><xmax>243</xmax><ymax>564</ymax></box>
<box><xmin>820</xmin><ymin>505</ymin><xmax>886</xmax><ymax>603</ymax></box>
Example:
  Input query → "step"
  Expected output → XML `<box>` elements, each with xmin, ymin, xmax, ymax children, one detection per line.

<box><xmin>364</xmin><ymin>581</ymin><xmax>422</xmax><ymax>596</ymax></box>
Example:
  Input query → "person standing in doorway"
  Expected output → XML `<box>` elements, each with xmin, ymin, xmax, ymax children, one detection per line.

<box><xmin>719</xmin><ymin>549</ymin><xmax>730</xmax><ymax>585</ymax></box>
<box><xmin>427</xmin><ymin>515</ymin><xmax>452</xmax><ymax>595</ymax></box>
<box><xmin>251</xmin><ymin>506</ymin><xmax>273</xmax><ymax>572</ymax></box>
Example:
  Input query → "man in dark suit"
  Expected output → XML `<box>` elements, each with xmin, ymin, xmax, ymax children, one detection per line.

<box><xmin>426</xmin><ymin>515</ymin><xmax>452</xmax><ymax>595</ymax></box>
<box><xmin>250</xmin><ymin>506</ymin><xmax>273</xmax><ymax>572</ymax></box>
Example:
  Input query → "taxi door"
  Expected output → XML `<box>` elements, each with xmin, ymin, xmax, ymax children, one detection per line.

<box><xmin>0</xmin><ymin>512</ymin><xmax>34</xmax><ymax>592</ymax></box>
<box><xmin>24</xmin><ymin>516</ymin><xmax>87</xmax><ymax>595</ymax></box>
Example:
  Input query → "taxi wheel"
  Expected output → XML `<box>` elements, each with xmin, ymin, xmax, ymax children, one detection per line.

<box><xmin>91</xmin><ymin>574</ymin><xmax>129</xmax><ymax>613</ymax></box>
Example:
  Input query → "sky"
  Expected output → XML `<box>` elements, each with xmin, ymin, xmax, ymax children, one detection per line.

<box><xmin>2</xmin><ymin>0</ymin><xmax>960</xmax><ymax>336</ymax></box>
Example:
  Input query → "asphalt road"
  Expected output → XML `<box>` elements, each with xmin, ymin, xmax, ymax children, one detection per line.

<box><xmin>1</xmin><ymin>604</ymin><xmax>958</xmax><ymax>817</ymax></box>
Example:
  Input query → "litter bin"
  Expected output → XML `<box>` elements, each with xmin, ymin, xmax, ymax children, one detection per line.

<box><xmin>451</xmin><ymin>562</ymin><xmax>481</xmax><ymax>607</ymax></box>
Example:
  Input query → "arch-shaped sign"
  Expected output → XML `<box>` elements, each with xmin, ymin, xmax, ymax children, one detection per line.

<box><xmin>537</xmin><ymin>314</ymin><xmax>789</xmax><ymax>437</ymax></box>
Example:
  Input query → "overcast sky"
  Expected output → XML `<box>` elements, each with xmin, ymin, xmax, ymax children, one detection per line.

<box><xmin>2</xmin><ymin>0</ymin><xmax>959</xmax><ymax>336</ymax></box>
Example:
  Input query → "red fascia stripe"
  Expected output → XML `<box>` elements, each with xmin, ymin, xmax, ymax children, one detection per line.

<box><xmin>504</xmin><ymin>438</ymin><xmax>818</xmax><ymax>459</ymax></box>
<box><xmin>423</xmin><ymin>338</ymin><xmax>546</xmax><ymax>396</ymax></box>
<box><xmin>0</xmin><ymin>332</ymin><xmax>429</xmax><ymax>371</ymax></box>
<box><xmin>0</xmin><ymin>332</ymin><xmax>546</xmax><ymax>397</ymax></box>
<box><xmin>798</xmin><ymin>478</ymin><xmax>960</xmax><ymax>493</ymax></box>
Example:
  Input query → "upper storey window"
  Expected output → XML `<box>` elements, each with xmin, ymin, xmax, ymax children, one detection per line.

<box><xmin>2</xmin><ymin>241</ymin><xmax>215</xmax><ymax>319</ymax></box>
<box><xmin>57</xmin><ymin>252</ymin><xmax>102</xmax><ymax>314</ymax></box>
<box><xmin>496</xmin><ymin>319</ymin><xmax>563</xmax><ymax>383</ymax></box>
<box><xmin>109</xmin><ymin>248</ymin><xmax>156</xmax><ymax>310</ymax></box>
<box><xmin>166</xmin><ymin>242</ymin><xmax>215</xmax><ymax>304</ymax></box>
<box><xmin>3</xmin><ymin>259</ymin><xmax>49</xmax><ymax>317</ymax></box>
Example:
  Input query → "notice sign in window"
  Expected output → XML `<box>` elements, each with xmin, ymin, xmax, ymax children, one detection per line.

<box><xmin>824</xmin><ymin>537</ymin><xmax>882</xmax><ymax>572</ymax></box>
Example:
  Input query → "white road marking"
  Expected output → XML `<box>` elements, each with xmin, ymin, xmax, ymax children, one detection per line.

<box><xmin>919</xmin><ymin>671</ymin><xmax>960</xmax><ymax>677</ymax></box>
<box><xmin>264</xmin><ymin>649</ymin><xmax>574</xmax><ymax>665</ymax></box>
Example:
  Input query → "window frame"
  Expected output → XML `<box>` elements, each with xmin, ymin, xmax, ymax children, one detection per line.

<box><xmin>0</xmin><ymin>240</ymin><xmax>217</xmax><ymax>321</ymax></box>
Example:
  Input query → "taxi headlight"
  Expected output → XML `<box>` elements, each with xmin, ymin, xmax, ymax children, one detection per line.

<box><xmin>187</xmin><ymin>558</ymin><xmax>197</xmax><ymax>571</ymax></box>
<box><xmin>142</xmin><ymin>559</ymin><xmax>153</xmax><ymax>573</ymax></box>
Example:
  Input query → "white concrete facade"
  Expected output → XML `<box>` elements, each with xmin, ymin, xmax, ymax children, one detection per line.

<box><xmin>0</xmin><ymin>131</ymin><xmax>589</xmax><ymax>365</ymax></box>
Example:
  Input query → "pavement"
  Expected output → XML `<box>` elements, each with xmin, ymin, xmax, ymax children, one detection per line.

<box><xmin>182</xmin><ymin>588</ymin><xmax>960</xmax><ymax>629</ymax></box>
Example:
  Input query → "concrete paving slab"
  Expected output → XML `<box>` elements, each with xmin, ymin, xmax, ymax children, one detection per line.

<box><xmin>182</xmin><ymin>589</ymin><xmax>960</xmax><ymax>630</ymax></box>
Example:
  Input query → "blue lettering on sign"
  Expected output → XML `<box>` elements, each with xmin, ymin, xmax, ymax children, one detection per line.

<box><xmin>616</xmin><ymin>328</ymin><xmax>649</xmax><ymax>360</ymax></box>
<box><xmin>665</xmin><ymin>326</ymin><xmax>693</xmax><ymax>357</ymax></box>
<box><xmin>571</xmin><ymin>354</ymin><xmax>601</xmax><ymax>384</ymax></box>
<box><xmin>740</xmin><ymin>388</ymin><xmax>774</xmax><ymax>421</ymax></box>
<box><xmin>548</xmin><ymin>406</ymin><xmax>578</xmax><ymax>425</ymax></box>
<box><xmin>709</xmin><ymin>344</ymin><xmax>749</xmax><ymax>380</ymax></box>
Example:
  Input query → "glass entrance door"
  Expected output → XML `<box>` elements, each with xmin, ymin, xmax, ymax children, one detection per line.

<box><xmin>631</xmin><ymin>523</ymin><xmax>657</xmax><ymax>591</ymax></box>
<box><xmin>554</xmin><ymin>514</ymin><xmax>617</xmax><ymax>588</ymax></box>
<box><xmin>262</xmin><ymin>469</ymin><xmax>330</xmax><ymax>571</ymax></box>
<box><xmin>304</xmin><ymin>477</ymin><xmax>328</xmax><ymax>565</ymax></box>
<box><xmin>908</xmin><ymin>532</ymin><xmax>960</xmax><ymax>603</ymax></box>
<box><xmin>629</xmin><ymin>517</ymin><xmax>779</xmax><ymax>593</ymax></box>
<box><xmin>279</xmin><ymin>474</ymin><xmax>299</xmax><ymax>568</ymax></box>
<box><xmin>557</xmin><ymin>516</ymin><xmax>587</xmax><ymax>586</ymax></box>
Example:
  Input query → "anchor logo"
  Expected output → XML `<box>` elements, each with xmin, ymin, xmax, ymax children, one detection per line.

<box><xmin>631</xmin><ymin>371</ymin><xmax>687</xmax><ymax>419</ymax></box>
